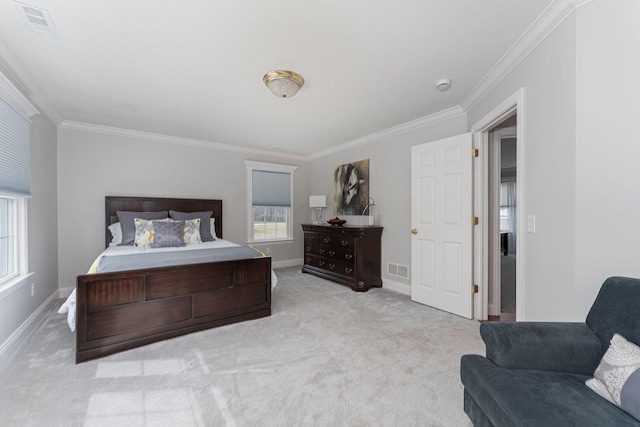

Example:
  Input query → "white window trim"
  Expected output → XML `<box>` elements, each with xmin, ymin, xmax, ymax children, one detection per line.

<box><xmin>245</xmin><ymin>160</ymin><xmax>298</xmax><ymax>244</ymax></box>
<box><xmin>0</xmin><ymin>198</ymin><xmax>29</xmax><ymax>296</ymax></box>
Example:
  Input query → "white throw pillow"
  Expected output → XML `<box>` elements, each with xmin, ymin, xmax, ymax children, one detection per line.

<box><xmin>210</xmin><ymin>217</ymin><xmax>217</xmax><ymax>238</ymax></box>
<box><xmin>108</xmin><ymin>222</ymin><xmax>123</xmax><ymax>246</ymax></box>
<box><xmin>586</xmin><ymin>333</ymin><xmax>640</xmax><ymax>421</ymax></box>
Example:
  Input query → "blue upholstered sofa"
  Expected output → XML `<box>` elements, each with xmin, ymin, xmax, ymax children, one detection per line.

<box><xmin>460</xmin><ymin>276</ymin><xmax>640</xmax><ymax>426</ymax></box>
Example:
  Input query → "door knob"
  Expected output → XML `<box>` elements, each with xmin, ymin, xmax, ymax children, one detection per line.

<box><xmin>411</xmin><ymin>228</ymin><xmax>418</xmax><ymax>235</ymax></box>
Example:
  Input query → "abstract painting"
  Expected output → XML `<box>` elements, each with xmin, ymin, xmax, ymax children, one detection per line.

<box><xmin>333</xmin><ymin>159</ymin><xmax>369</xmax><ymax>215</ymax></box>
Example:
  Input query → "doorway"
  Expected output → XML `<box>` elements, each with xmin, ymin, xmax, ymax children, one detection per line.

<box><xmin>471</xmin><ymin>88</ymin><xmax>524</xmax><ymax>321</ymax></box>
<box><xmin>488</xmin><ymin>121</ymin><xmax>517</xmax><ymax>321</ymax></box>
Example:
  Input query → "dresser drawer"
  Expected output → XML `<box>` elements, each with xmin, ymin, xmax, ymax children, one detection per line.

<box><xmin>305</xmin><ymin>255</ymin><xmax>355</xmax><ymax>278</ymax></box>
<box><xmin>317</xmin><ymin>234</ymin><xmax>354</xmax><ymax>249</ymax></box>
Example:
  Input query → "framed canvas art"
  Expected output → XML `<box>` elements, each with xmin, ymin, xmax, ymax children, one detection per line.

<box><xmin>333</xmin><ymin>159</ymin><xmax>369</xmax><ymax>215</ymax></box>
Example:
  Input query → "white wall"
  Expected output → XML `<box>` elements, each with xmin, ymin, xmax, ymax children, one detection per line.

<box><xmin>306</xmin><ymin>113</ymin><xmax>468</xmax><ymax>294</ymax></box>
<box><xmin>467</xmin><ymin>14</ymin><xmax>578</xmax><ymax>320</ymax></box>
<box><xmin>573</xmin><ymin>0</ymin><xmax>640</xmax><ymax>317</ymax></box>
<box><xmin>0</xmin><ymin>112</ymin><xmax>58</xmax><ymax>350</ymax></box>
<box><xmin>56</xmin><ymin>127</ymin><xmax>307</xmax><ymax>293</ymax></box>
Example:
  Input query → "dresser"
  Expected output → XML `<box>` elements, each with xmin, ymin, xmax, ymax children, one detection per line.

<box><xmin>301</xmin><ymin>224</ymin><xmax>383</xmax><ymax>292</ymax></box>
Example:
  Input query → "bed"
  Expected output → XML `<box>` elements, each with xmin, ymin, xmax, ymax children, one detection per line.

<box><xmin>70</xmin><ymin>196</ymin><xmax>272</xmax><ymax>363</ymax></box>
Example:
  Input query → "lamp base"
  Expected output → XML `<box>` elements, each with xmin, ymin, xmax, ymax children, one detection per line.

<box><xmin>314</xmin><ymin>207</ymin><xmax>324</xmax><ymax>225</ymax></box>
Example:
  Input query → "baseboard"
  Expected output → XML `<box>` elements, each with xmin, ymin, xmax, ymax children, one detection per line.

<box><xmin>0</xmin><ymin>291</ymin><xmax>59</xmax><ymax>370</ymax></box>
<box><xmin>58</xmin><ymin>286</ymin><xmax>74</xmax><ymax>299</ymax></box>
<box><xmin>382</xmin><ymin>278</ymin><xmax>411</xmax><ymax>296</ymax></box>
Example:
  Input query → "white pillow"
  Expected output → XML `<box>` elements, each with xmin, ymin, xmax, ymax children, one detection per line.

<box><xmin>210</xmin><ymin>218</ymin><xmax>217</xmax><ymax>238</ymax></box>
<box><xmin>108</xmin><ymin>222</ymin><xmax>123</xmax><ymax>246</ymax></box>
<box><xmin>586</xmin><ymin>333</ymin><xmax>640</xmax><ymax>421</ymax></box>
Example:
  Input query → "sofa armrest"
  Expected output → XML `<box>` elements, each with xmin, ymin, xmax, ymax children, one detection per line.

<box><xmin>480</xmin><ymin>322</ymin><xmax>602</xmax><ymax>375</ymax></box>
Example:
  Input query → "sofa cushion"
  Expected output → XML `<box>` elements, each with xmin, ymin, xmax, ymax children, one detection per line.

<box><xmin>461</xmin><ymin>354</ymin><xmax>640</xmax><ymax>426</ymax></box>
<box><xmin>480</xmin><ymin>322</ymin><xmax>601</xmax><ymax>375</ymax></box>
<box><xmin>586</xmin><ymin>276</ymin><xmax>640</xmax><ymax>356</ymax></box>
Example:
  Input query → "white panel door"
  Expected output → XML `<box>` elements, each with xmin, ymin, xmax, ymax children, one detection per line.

<box><xmin>411</xmin><ymin>133</ymin><xmax>473</xmax><ymax>319</ymax></box>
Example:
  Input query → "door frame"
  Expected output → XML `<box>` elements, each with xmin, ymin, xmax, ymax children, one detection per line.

<box><xmin>471</xmin><ymin>88</ymin><xmax>525</xmax><ymax>321</ymax></box>
<box><xmin>489</xmin><ymin>126</ymin><xmax>516</xmax><ymax>316</ymax></box>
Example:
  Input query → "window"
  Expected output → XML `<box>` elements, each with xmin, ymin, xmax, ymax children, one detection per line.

<box><xmin>500</xmin><ymin>181</ymin><xmax>516</xmax><ymax>232</ymax></box>
<box><xmin>245</xmin><ymin>161</ymin><xmax>298</xmax><ymax>242</ymax></box>
<box><xmin>0</xmin><ymin>94</ymin><xmax>31</xmax><ymax>286</ymax></box>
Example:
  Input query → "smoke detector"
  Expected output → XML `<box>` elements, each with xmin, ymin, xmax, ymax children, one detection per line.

<box><xmin>435</xmin><ymin>78</ymin><xmax>451</xmax><ymax>92</ymax></box>
<box><xmin>14</xmin><ymin>2</ymin><xmax>59</xmax><ymax>37</ymax></box>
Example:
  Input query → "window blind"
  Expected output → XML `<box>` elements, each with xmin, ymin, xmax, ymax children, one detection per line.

<box><xmin>0</xmin><ymin>96</ymin><xmax>31</xmax><ymax>197</ymax></box>
<box><xmin>251</xmin><ymin>170</ymin><xmax>291</xmax><ymax>206</ymax></box>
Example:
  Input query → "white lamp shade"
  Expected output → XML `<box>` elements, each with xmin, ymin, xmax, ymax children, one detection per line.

<box><xmin>309</xmin><ymin>195</ymin><xmax>326</xmax><ymax>208</ymax></box>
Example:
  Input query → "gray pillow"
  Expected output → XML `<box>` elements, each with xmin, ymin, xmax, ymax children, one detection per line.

<box><xmin>116</xmin><ymin>211</ymin><xmax>168</xmax><ymax>246</ymax></box>
<box><xmin>150</xmin><ymin>219</ymin><xmax>186</xmax><ymax>248</ymax></box>
<box><xmin>169</xmin><ymin>210</ymin><xmax>215</xmax><ymax>242</ymax></box>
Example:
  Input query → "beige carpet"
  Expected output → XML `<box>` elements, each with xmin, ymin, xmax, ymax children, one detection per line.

<box><xmin>0</xmin><ymin>267</ymin><xmax>484</xmax><ymax>426</ymax></box>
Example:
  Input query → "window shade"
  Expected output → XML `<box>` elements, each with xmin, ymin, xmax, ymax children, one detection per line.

<box><xmin>252</xmin><ymin>170</ymin><xmax>291</xmax><ymax>206</ymax></box>
<box><xmin>0</xmin><ymin>96</ymin><xmax>31</xmax><ymax>197</ymax></box>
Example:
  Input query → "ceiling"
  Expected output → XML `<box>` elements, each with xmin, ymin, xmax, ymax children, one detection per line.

<box><xmin>0</xmin><ymin>0</ymin><xmax>553</xmax><ymax>157</ymax></box>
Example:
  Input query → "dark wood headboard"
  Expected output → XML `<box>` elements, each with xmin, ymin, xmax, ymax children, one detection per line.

<box><xmin>105</xmin><ymin>196</ymin><xmax>223</xmax><ymax>248</ymax></box>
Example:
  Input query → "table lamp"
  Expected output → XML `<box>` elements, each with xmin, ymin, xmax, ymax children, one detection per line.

<box><xmin>309</xmin><ymin>195</ymin><xmax>326</xmax><ymax>225</ymax></box>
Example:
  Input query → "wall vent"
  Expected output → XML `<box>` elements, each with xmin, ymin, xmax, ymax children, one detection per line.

<box><xmin>15</xmin><ymin>2</ymin><xmax>59</xmax><ymax>37</ymax></box>
<box><xmin>387</xmin><ymin>262</ymin><xmax>409</xmax><ymax>279</ymax></box>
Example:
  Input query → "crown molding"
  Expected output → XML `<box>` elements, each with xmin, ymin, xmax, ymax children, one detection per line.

<box><xmin>59</xmin><ymin>120</ymin><xmax>307</xmax><ymax>162</ymax></box>
<box><xmin>0</xmin><ymin>34</ymin><xmax>62</xmax><ymax>123</ymax></box>
<box><xmin>305</xmin><ymin>106</ymin><xmax>466</xmax><ymax>160</ymax></box>
<box><xmin>461</xmin><ymin>0</ymin><xmax>592</xmax><ymax>112</ymax></box>
<box><xmin>0</xmin><ymin>66</ymin><xmax>38</xmax><ymax>118</ymax></box>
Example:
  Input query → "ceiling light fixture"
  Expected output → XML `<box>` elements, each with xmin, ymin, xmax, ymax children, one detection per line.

<box><xmin>263</xmin><ymin>70</ymin><xmax>304</xmax><ymax>98</ymax></box>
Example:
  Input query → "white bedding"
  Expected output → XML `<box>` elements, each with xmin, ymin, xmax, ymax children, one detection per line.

<box><xmin>58</xmin><ymin>239</ymin><xmax>277</xmax><ymax>332</ymax></box>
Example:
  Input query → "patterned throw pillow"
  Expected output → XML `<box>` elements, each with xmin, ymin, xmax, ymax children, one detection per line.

<box><xmin>586</xmin><ymin>333</ymin><xmax>640</xmax><ymax>421</ymax></box>
<box><xmin>151</xmin><ymin>219</ymin><xmax>186</xmax><ymax>248</ymax></box>
<box><xmin>183</xmin><ymin>218</ymin><xmax>202</xmax><ymax>245</ymax></box>
<box><xmin>133</xmin><ymin>218</ymin><xmax>155</xmax><ymax>247</ymax></box>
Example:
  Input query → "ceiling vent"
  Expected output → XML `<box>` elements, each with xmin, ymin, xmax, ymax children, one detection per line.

<box><xmin>14</xmin><ymin>2</ymin><xmax>59</xmax><ymax>37</ymax></box>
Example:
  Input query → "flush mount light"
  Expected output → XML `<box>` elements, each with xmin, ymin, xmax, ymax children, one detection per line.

<box><xmin>263</xmin><ymin>70</ymin><xmax>304</xmax><ymax>98</ymax></box>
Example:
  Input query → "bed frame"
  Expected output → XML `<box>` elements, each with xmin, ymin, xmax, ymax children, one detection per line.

<box><xmin>75</xmin><ymin>196</ymin><xmax>271</xmax><ymax>363</ymax></box>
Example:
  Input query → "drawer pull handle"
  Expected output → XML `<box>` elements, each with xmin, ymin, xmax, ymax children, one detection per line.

<box><xmin>318</xmin><ymin>249</ymin><xmax>325</xmax><ymax>254</ymax></box>
<box><xmin>306</xmin><ymin>246</ymin><xmax>311</xmax><ymax>251</ymax></box>
<box><xmin>309</xmin><ymin>236</ymin><xmax>315</xmax><ymax>241</ymax></box>
<box><xmin>329</xmin><ymin>250</ymin><xmax>335</xmax><ymax>256</ymax></box>
<box><xmin>319</xmin><ymin>260</ymin><xmax>325</xmax><ymax>267</ymax></box>
<box><xmin>341</xmin><ymin>240</ymin><xmax>349</xmax><ymax>246</ymax></box>
<box><xmin>345</xmin><ymin>268</ymin><xmax>353</xmax><ymax>274</ymax></box>
<box><xmin>345</xmin><ymin>254</ymin><xmax>353</xmax><ymax>260</ymax></box>
<box><xmin>305</xmin><ymin>257</ymin><xmax>311</xmax><ymax>263</ymax></box>
<box><xmin>329</xmin><ymin>263</ymin><xmax>336</xmax><ymax>270</ymax></box>
<box><xmin>324</xmin><ymin>237</ymin><xmax>331</xmax><ymax>243</ymax></box>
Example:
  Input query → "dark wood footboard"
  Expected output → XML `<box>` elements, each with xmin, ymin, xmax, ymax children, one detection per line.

<box><xmin>76</xmin><ymin>256</ymin><xmax>271</xmax><ymax>363</ymax></box>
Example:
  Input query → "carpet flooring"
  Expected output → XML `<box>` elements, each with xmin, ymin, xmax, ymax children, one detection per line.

<box><xmin>501</xmin><ymin>253</ymin><xmax>516</xmax><ymax>314</ymax></box>
<box><xmin>0</xmin><ymin>267</ymin><xmax>485</xmax><ymax>426</ymax></box>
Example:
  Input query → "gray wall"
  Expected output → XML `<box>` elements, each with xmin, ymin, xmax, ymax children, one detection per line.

<box><xmin>466</xmin><ymin>0</ymin><xmax>640</xmax><ymax>321</ymax></box>
<box><xmin>573</xmin><ymin>0</ymin><xmax>640</xmax><ymax>318</ymax></box>
<box><xmin>306</xmin><ymin>114</ymin><xmax>468</xmax><ymax>293</ymax></box>
<box><xmin>56</xmin><ymin>127</ymin><xmax>307</xmax><ymax>293</ymax></box>
<box><xmin>467</xmin><ymin>12</ymin><xmax>578</xmax><ymax>321</ymax></box>
<box><xmin>0</xmin><ymin>112</ymin><xmax>58</xmax><ymax>349</ymax></box>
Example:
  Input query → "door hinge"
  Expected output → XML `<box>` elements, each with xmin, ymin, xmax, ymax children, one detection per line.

<box><xmin>472</xmin><ymin>148</ymin><xmax>479</xmax><ymax>158</ymax></box>
<box><xmin>472</xmin><ymin>284</ymin><xmax>478</xmax><ymax>294</ymax></box>
<box><xmin>472</xmin><ymin>216</ymin><xmax>479</xmax><ymax>226</ymax></box>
